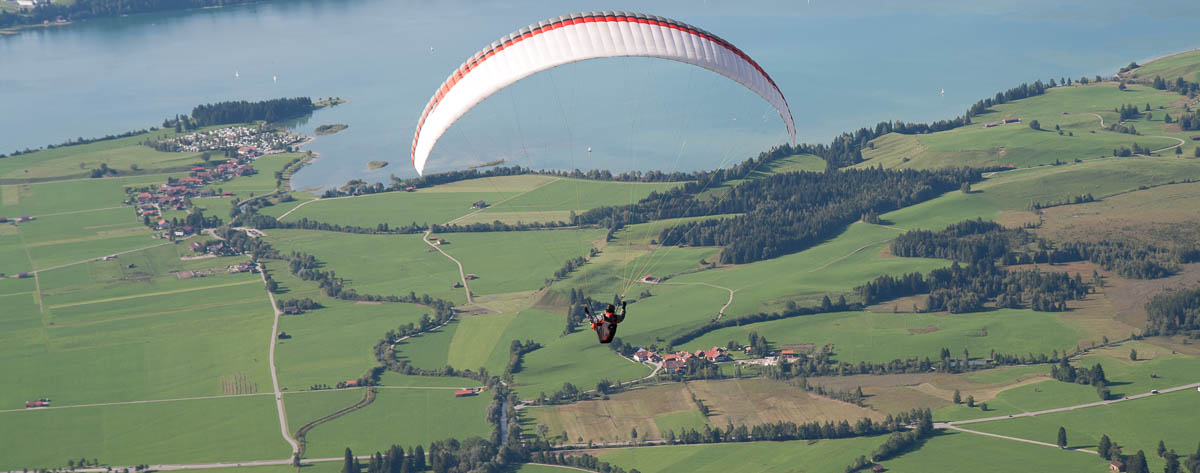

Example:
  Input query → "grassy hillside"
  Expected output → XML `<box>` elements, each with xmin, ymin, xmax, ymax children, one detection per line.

<box><xmin>595</xmin><ymin>437</ymin><xmax>888</xmax><ymax>473</ymax></box>
<box><xmin>857</xmin><ymin>83</ymin><xmax>1185</xmax><ymax>170</ymax></box>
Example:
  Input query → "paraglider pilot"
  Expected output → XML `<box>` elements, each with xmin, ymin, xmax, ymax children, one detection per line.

<box><xmin>585</xmin><ymin>301</ymin><xmax>626</xmax><ymax>344</ymax></box>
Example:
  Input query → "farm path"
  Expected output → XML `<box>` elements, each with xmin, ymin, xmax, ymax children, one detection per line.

<box><xmin>424</xmin><ymin>229</ymin><xmax>473</xmax><ymax>304</ymax></box>
<box><xmin>944</xmin><ymin>425</ymin><xmax>1098</xmax><ymax>454</ymax></box>
<box><xmin>937</xmin><ymin>381</ymin><xmax>1200</xmax><ymax>428</ymax></box>
<box><xmin>260</xmin><ymin>266</ymin><xmax>300</xmax><ymax>456</ymax></box>
<box><xmin>631</xmin><ymin>277</ymin><xmax>736</xmax><ymax>319</ymax></box>
<box><xmin>0</xmin><ymin>386</ymin><xmax>476</xmax><ymax>416</ymax></box>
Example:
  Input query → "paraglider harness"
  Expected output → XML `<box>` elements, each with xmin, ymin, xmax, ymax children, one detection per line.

<box><xmin>585</xmin><ymin>301</ymin><xmax>626</xmax><ymax>344</ymax></box>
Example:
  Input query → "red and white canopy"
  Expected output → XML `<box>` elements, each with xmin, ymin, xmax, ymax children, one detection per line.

<box><xmin>411</xmin><ymin>11</ymin><xmax>796</xmax><ymax>175</ymax></box>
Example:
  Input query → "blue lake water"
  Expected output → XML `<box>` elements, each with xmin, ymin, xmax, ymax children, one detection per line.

<box><xmin>1</xmin><ymin>0</ymin><xmax>1197</xmax><ymax>190</ymax></box>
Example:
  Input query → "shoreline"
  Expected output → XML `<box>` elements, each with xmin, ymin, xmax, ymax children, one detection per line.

<box><xmin>0</xmin><ymin>19</ymin><xmax>73</xmax><ymax>36</ymax></box>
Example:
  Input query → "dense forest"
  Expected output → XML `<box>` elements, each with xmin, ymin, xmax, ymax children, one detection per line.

<box><xmin>645</xmin><ymin>167</ymin><xmax>978</xmax><ymax>264</ymax></box>
<box><xmin>1145</xmin><ymin>286</ymin><xmax>1200</xmax><ymax>335</ymax></box>
<box><xmin>0</xmin><ymin>0</ymin><xmax>258</xmax><ymax>29</ymax></box>
<box><xmin>189</xmin><ymin>97</ymin><xmax>315</xmax><ymax>126</ymax></box>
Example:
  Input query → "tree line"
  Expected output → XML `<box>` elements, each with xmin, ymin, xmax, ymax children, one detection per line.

<box><xmin>626</xmin><ymin>167</ymin><xmax>978</xmax><ymax>264</ymax></box>
<box><xmin>188</xmin><ymin>97</ymin><xmax>315</xmax><ymax>126</ymax></box>
<box><xmin>1145</xmin><ymin>285</ymin><xmax>1200</xmax><ymax>336</ymax></box>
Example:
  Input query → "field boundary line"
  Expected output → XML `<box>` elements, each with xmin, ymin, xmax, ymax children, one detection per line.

<box><xmin>16</xmin><ymin>226</ymin><xmax>51</xmax><ymax>353</ymax></box>
<box><xmin>0</xmin><ymin>392</ymin><xmax>274</xmax><ymax>414</ymax></box>
<box><xmin>24</xmin><ymin>236</ymin><xmax>195</xmax><ymax>275</ymax></box>
<box><xmin>31</xmin><ymin>205</ymin><xmax>129</xmax><ymax>218</ymax></box>
<box><xmin>293</xmin><ymin>388</ymin><xmax>376</xmax><ymax>457</ymax></box>
<box><xmin>808</xmin><ymin>237</ymin><xmax>895</xmax><ymax>273</ymax></box>
<box><xmin>46</xmin><ymin>279</ymin><xmax>261</xmax><ymax>309</ymax></box>
<box><xmin>939</xmin><ymin>381</ymin><xmax>1200</xmax><ymax>427</ymax></box>
<box><xmin>443</xmin><ymin>176</ymin><xmax>561</xmax><ymax>225</ymax></box>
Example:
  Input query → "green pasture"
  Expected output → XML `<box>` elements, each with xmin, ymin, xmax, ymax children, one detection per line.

<box><xmin>475</xmin><ymin>178</ymin><xmax>678</xmax><ymax>218</ymax></box>
<box><xmin>256</xmin><ymin>191</ymin><xmax>319</xmax><ymax>218</ymax></box>
<box><xmin>0</xmin><ymin>127</ymin><xmax>223</xmax><ymax>181</ymax></box>
<box><xmin>969</xmin><ymin>389</ymin><xmax>1200</xmax><ymax>472</ymax></box>
<box><xmin>883</xmin><ymin>430</ymin><xmax>1104</xmax><ymax>473</ymax></box>
<box><xmin>438</xmin><ymin>229</ymin><xmax>606</xmax><ymax>295</ymax></box>
<box><xmin>392</xmin><ymin>319</ymin><xmax>459</xmax><ymax>371</ymax></box>
<box><xmin>377</xmin><ymin>372</ymin><xmax>483</xmax><ymax>388</ymax></box>
<box><xmin>0</xmin><ymin>395</ymin><xmax>288</xmax><ymax>470</ymax></box>
<box><xmin>0</xmin><ymin>174</ymin><xmax>174</xmax><ymax>216</ymax></box>
<box><xmin>682</xmin><ymin>309</ymin><xmax>1082</xmax><ymax>366</ymax></box>
<box><xmin>935</xmin><ymin>343</ymin><xmax>1200</xmax><ymax>422</ymax></box>
<box><xmin>1</xmin><ymin>264</ymin><xmax>272</xmax><ymax>406</ymax></box>
<box><xmin>295</xmin><ymin>388</ymin><xmax>493</xmax><ymax>458</ymax></box>
<box><xmin>596</xmin><ymin>437</ymin><xmax>887</xmax><ymax>473</ymax></box>
<box><xmin>883</xmin><ymin>157</ymin><xmax>1200</xmax><ymax>230</ymax></box>
<box><xmin>261</xmin><ymin>230</ymin><xmax>465</xmax><ymax>303</ymax></box>
<box><xmin>203</xmin><ymin>152</ymin><xmax>300</xmax><ymax>198</ymax></box>
<box><xmin>652</xmin><ymin>410</ymin><xmax>712</xmax><ymax>436</ymax></box>
<box><xmin>514</xmin><ymin>328</ymin><xmax>652</xmax><ymax>399</ymax></box>
<box><xmin>858</xmin><ymin>84</ymin><xmax>1183</xmax><ymax>169</ymax></box>
<box><xmin>666</xmin><ymin>222</ymin><xmax>943</xmax><ymax>316</ymax></box>
<box><xmin>0</xmin><ymin>232</ymin><xmax>34</xmax><ymax>275</ymax></box>
<box><xmin>1127</xmin><ymin>49</ymin><xmax>1200</xmax><ymax>83</ymax></box>
<box><xmin>280</xmin><ymin>191</ymin><xmax>498</xmax><ymax>227</ymax></box>
<box><xmin>276</xmin><ymin>295</ymin><xmax>433</xmax><ymax>390</ymax></box>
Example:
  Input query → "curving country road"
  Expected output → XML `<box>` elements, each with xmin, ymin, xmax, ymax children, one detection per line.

<box><xmin>627</xmin><ymin>277</ymin><xmax>736</xmax><ymax>320</ymax></box>
<box><xmin>424</xmin><ymin>229</ymin><xmax>473</xmax><ymax>304</ymax></box>
<box><xmin>260</xmin><ymin>266</ymin><xmax>300</xmax><ymax>455</ymax></box>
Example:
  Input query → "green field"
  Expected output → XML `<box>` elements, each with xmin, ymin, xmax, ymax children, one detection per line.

<box><xmin>0</xmin><ymin>127</ymin><xmax>228</xmax><ymax>182</ymax></box>
<box><xmin>969</xmin><ymin>389</ymin><xmax>1200</xmax><ymax>472</ymax></box>
<box><xmin>935</xmin><ymin>341</ymin><xmax>1200</xmax><ymax>422</ymax></box>
<box><xmin>595</xmin><ymin>437</ymin><xmax>888</xmax><ymax>473</ymax></box>
<box><xmin>262</xmin><ymin>230</ymin><xmax>466</xmax><ymax>303</ymax></box>
<box><xmin>1126</xmin><ymin>49</ymin><xmax>1200</xmax><ymax>83</ymax></box>
<box><xmin>0</xmin><ymin>395</ymin><xmax>288</xmax><ymax>470</ymax></box>
<box><xmin>683</xmin><ymin>309</ymin><xmax>1082</xmax><ymax>366</ymax></box>
<box><xmin>439</xmin><ymin>229</ymin><xmax>606</xmax><ymax>296</ymax></box>
<box><xmin>883</xmin><ymin>430</ymin><xmax>1105</xmax><ymax>473</ymax></box>
<box><xmin>293</xmin><ymin>388</ymin><xmax>494</xmax><ymax>458</ymax></box>
<box><xmin>1</xmin><ymin>243</ymin><xmax>271</xmax><ymax>407</ymax></box>
<box><xmin>857</xmin><ymin>83</ymin><xmax>1184</xmax><ymax>170</ymax></box>
<box><xmin>883</xmin><ymin>157</ymin><xmax>1200</xmax><ymax>231</ymax></box>
<box><xmin>276</xmin><ymin>294</ymin><xmax>434</xmax><ymax>390</ymax></box>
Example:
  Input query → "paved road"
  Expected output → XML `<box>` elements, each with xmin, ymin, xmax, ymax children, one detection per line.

<box><xmin>260</xmin><ymin>267</ymin><xmax>300</xmax><ymax>455</ymax></box>
<box><xmin>424</xmin><ymin>229</ymin><xmax>473</xmax><ymax>303</ymax></box>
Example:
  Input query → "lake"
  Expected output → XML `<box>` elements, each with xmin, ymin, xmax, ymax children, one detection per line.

<box><xmin>1</xmin><ymin>0</ymin><xmax>1198</xmax><ymax>190</ymax></box>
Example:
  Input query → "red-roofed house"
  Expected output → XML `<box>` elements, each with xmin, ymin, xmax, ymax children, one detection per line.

<box><xmin>344</xmin><ymin>379</ymin><xmax>359</xmax><ymax>387</ymax></box>
<box><xmin>1002</xmin><ymin>117</ymin><xmax>1021</xmax><ymax>124</ymax></box>
<box><xmin>662</xmin><ymin>359</ymin><xmax>684</xmax><ymax>373</ymax></box>
<box><xmin>455</xmin><ymin>389</ymin><xmax>477</xmax><ymax>397</ymax></box>
<box><xmin>780</xmin><ymin>349</ymin><xmax>796</xmax><ymax>359</ymax></box>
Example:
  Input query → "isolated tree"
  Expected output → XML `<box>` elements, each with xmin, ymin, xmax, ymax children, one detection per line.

<box><xmin>979</xmin><ymin>402</ymin><xmax>988</xmax><ymax>411</ymax></box>
<box><xmin>966</xmin><ymin>395</ymin><xmax>975</xmax><ymax>407</ymax></box>
<box><xmin>537</xmin><ymin>423</ymin><xmax>549</xmax><ymax>439</ymax></box>
<box><xmin>1029</xmin><ymin>119</ymin><xmax>1042</xmax><ymax>130</ymax></box>
<box><xmin>631</xmin><ymin>427</ymin><xmax>638</xmax><ymax>440</ymax></box>
<box><xmin>342</xmin><ymin>448</ymin><xmax>356</xmax><ymax>473</ymax></box>
<box><xmin>1130</xmin><ymin>348</ymin><xmax>1138</xmax><ymax>361</ymax></box>
<box><xmin>960</xmin><ymin>182</ymin><xmax>971</xmax><ymax>194</ymax></box>
<box><xmin>952</xmin><ymin>389</ymin><xmax>962</xmax><ymax>404</ymax></box>
<box><xmin>1177</xmin><ymin>146</ymin><xmax>1184</xmax><ymax>156</ymax></box>
<box><xmin>1098</xmin><ymin>434</ymin><xmax>1113</xmax><ymax>460</ymax></box>
<box><xmin>1128</xmin><ymin>450</ymin><xmax>1149</xmax><ymax>473</ymax></box>
<box><xmin>1057</xmin><ymin>426</ymin><xmax>1068</xmax><ymax>449</ymax></box>
<box><xmin>1157</xmin><ymin>440</ymin><xmax>1167</xmax><ymax>458</ymax></box>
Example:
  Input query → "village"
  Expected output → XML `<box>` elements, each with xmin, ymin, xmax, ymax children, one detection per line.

<box><xmin>151</xmin><ymin>126</ymin><xmax>303</xmax><ymax>155</ymax></box>
<box><xmin>129</xmin><ymin>144</ymin><xmax>262</xmax><ymax>231</ymax></box>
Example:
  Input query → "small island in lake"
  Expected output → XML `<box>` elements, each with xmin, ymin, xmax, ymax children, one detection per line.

<box><xmin>368</xmin><ymin>160</ymin><xmax>389</xmax><ymax>170</ymax></box>
<box><xmin>314</xmin><ymin>124</ymin><xmax>348</xmax><ymax>135</ymax></box>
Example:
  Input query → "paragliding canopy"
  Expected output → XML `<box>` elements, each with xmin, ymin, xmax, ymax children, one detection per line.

<box><xmin>411</xmin><ymin>11</ymin><xmax>796</xmax><ymax>175</ymax></box>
